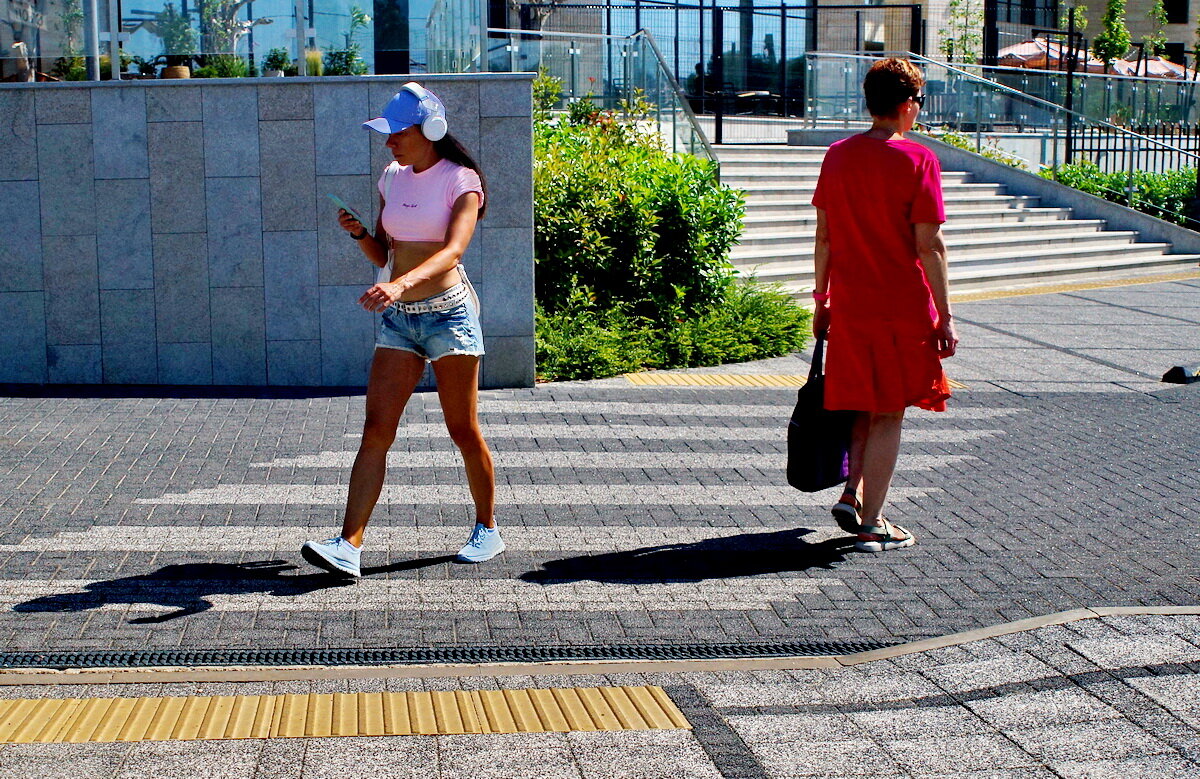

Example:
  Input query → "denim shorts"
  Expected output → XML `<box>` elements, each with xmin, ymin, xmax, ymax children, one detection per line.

<box><xmin>377</xmin><ymin>293</ymin><xmax>485</xmax><ymax>361</ymax></box>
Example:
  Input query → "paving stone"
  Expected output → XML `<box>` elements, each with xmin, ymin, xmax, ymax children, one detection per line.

<box><xmin>1050</xmin><ymin>754</ymin><xmax>1200</xmax><ymax>778</ymax></box>
<box><xmin>1067</xmin><ymin>637</ymin><xmax>1200</xmax><ymax>670</ymax></box>
<box><xmin>1005</xmin><ymin>718</ymin><xmax>1175</xmax><ymax>763</ymax></box>
<box><xmin>966</xmin><ymin>688</ymin><xmax>1122</xmax><ymax>730</ymax></box>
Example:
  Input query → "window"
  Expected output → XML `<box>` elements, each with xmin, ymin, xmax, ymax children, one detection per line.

<box><xmin>1165</xmin><ymin>0</ymin><xmax>1187</xmax><ymax>24</ymax></box>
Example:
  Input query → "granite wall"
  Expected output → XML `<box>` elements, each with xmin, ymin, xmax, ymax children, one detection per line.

<box><xmin>0</xmin><ymin>73</ymin><xmax>535</xmax><ymax>389</ymax></box>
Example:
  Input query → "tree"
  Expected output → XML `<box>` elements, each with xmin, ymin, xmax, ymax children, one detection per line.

<box><xmin>1143</xmin><ymin>0</ymin><xmax>1168</xmax><ymax>57</ymax></box>
<box><xmin>1092</xmin><ymin>0</ymin><xmax>1131</xmax><ymax>71</ymax></box>
<box><xmin>938</xmin><ymin>0</ymin><xmax>984</xmax><ymax>64</ymax></box>
<box><xmin>199</xmin><ymin>0</ymin><xmax>272</xmax><ymax>55</ymax></box>
<box><xmin>1061</xmin><ymin>1</ymin><xmax>1088</xmax><ymax>31</ymax></box>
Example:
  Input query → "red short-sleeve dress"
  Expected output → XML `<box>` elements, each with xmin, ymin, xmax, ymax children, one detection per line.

<box><xmin>811</xmin><ymin>135</ymin><xmax>952</xmax><ymax>413</ymax></box>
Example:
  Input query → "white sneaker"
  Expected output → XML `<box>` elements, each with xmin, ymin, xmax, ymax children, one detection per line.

<box><xmin>301</xmin><ymin>536</ymin><xmax>362</xmax><ymax>577</ymax></box>
<box><xmin>456</xmin><ymin>524</ymin><xmax>506</xmax><ymax>563</ymax></box>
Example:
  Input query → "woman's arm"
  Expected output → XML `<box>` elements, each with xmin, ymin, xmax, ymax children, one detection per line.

<box><xmin>358</xmin><ymin>192</ymin><xmax>480</xmax><ymax>312</ymax></box>
<box><xmin>812</xmin><ymin>208</ymin><xmax>831</xmax><ymax>336</ymax></box>
<box><xmin>336</xmin><ymin>195</ymin><xmax>389</xmax><ymax>268</ymax></box>
<box><xmin>914</xmin><ymin>222</ymin><xmax>958</xmax><ymax>357</ymax></box>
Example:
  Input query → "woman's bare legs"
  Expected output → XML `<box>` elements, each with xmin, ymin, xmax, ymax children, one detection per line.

<box><xmin>431</xmin><ymin>355</ymin><xmax>494</xmax><ymax>528</ymax></box>
<box><xmin>844</xmin><ymin>410</ymin><xmax>906</xmax><ymax>524</ymax></box>
<box><xmin>340</xmin><ymin>348</ymin><xmax>428</xmax><ymax>547</ymax></box>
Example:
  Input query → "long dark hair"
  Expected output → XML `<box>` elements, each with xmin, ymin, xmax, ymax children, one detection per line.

<box><xmin>434</xmin><ymin>133</ymin><xmax>488</xmax><ymax>220</ymax></box>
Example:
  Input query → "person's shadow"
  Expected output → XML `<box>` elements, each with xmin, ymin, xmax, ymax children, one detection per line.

<box><xmin>13</xmin><ymin>556</ymin><xmax>455</xmax><ymax>624</ymax></box>
<box><xmin>520</xmin><ymin>527</ymin><xmax>853</xmax><ymax>585</ymax></box>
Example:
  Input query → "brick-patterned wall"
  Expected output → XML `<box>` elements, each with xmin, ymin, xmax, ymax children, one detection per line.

<box><xmin>0</xmin><ymin>73</ymin><xmax>535</xmax><ymax>389</ymax></box>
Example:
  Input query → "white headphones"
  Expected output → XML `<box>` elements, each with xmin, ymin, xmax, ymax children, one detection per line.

<box><xmin>402</xmin><ymin>82</ymin><xmax>448</xmax><ymax>142</ymax></box>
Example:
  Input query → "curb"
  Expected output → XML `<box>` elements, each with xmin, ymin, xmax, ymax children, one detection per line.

<box><xmin>0</xmin><ymin>606</ymin><xmax>1196</xmax><ymax>687</ymax></box>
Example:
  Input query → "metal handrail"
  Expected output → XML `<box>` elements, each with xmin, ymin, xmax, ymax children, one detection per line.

<box><xmin>811</xmin><ymin>51</ymin><xmax>1200</xmax><ymax>162</ymax></box>
<box><xmin>486</xmin><ymin>26</ymin><xmax>716</xmax><ymax>164</ymax></box>
<box><xmin>629</xmin><ymin>29</ymin><xmax>718</xmax><ymax>162</ymax></box>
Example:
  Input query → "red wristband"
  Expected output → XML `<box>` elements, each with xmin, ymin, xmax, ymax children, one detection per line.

<box><xmin>811</xmin><ymin>290</ymin><xmax>830</xmax><ymax>303</ymax></box>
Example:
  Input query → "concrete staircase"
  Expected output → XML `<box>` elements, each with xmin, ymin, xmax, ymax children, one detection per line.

<box><xmin>720</xmin><ymin>144</ymin><xmax>1200</xmax><ymax>297</ymax></box>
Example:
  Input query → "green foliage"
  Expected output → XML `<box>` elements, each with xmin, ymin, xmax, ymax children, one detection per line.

<box><xmin>533</xmin><ymin>86</ymin><xmax>810</xmax><ymax>382</ymax></box>
<box><xmin>305</xmin><ymin>49</ymin><xmax>325</xmax><ymax>76</ymax></box>
<box><xmin>1093</xmin><ymin>0</ymin><xmax>1132</xmax><ymax>68</ymax></box>
<box><xmin>324</xmin><ymin>5</ymin><xmax>370</xmax><ymax>75</ymax></box>
<box><xmin>262</xmin><ymin>47</ymin><xmax>290</xmax><ymax>72</ymax></box>
<box><xmin>1061</xmin><ymin>1</ymin><xmax>1088</xmax><ymax>31</ymax></box>
<box><xmin>154</xmin><ymin>2</ymin><xmax>198</xmax><ymax>56</ymax></box>
<box><xmin>532</xmin><ymin>70</ymin><xmax>562</xmax><ymax>121</ymax></box>
<box><xmin>925</xmin><ymin>128</ymin><xmax>1028</xmax><ymax>169</ymax></box>
<box><xmin>1042</xmin><ymin>161</ymin><xmax>1197</xmax><ymax>226</ymax></box>
<box><xmin>939</xmin><ymin>0</ymin><xmax>984</xmax><ymax>64</ymax></box>
<box><xmin>1144</xmin><ymin>0</ymin><xmax>1168</xmax><ymax>56</ymax></box>
<box><xmin>193</xmin><ymin>54</ymin><xmax>248</xmax><ymax>78</ymax></box>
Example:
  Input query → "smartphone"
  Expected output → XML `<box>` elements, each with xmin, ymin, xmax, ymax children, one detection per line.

<box><xmin>326</xmin><ymin>194</ymin><xmax>367</xmax><ymax>227</ymax></box>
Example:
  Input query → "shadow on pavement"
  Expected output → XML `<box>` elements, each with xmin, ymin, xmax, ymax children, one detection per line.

<box><xmin>12</xmin><ymin>560</ymin><xmax>356</xmax><ymax>623</ymax></box>
<box><xmin>519</xmin><ymin>527</ymin><xmax>854</xmax><ymax>585</ymax></box>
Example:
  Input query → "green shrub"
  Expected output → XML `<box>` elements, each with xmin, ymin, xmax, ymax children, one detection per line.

<box><xmin>193</xmin><ymin>54</ymin><xmax>248</xmax><ymax>78</ymax></box>
<box><xmin>535</xmin><ymin>94</ymin><xmax>745</xmax><ymax>322</ymax></box>
<box><xmin>533</xmin><ymin>82</ymin><xmax>810</xmax><ymax>381</ymax></box>
<box><xmin>924</xmin><ymin>128</ymin><xmax>1027</xmax><ymax>169</ymax></box>
<box><xmin>1041</xmin><ymin>160</ymin><xmax>1197</xmax><ymax>227</ymax></box>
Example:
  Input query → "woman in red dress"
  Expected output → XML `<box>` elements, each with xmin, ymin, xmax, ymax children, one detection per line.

<box><xmin>811</xmin><ymin>58</ymin><xmax>959</xmax><ymax>553</ymax></box>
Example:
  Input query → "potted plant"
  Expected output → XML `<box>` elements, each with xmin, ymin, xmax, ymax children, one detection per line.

<box><xmin>151</xmin><ymin>2</ymin><xmax>197</xmax><ymax>77</ymax></box>
<box><xmin>323</xmin><ymin>5</ymin><xmax>370</xmax><ymax>75</ymax></box>
<box><xmin>262</xmin><ymin>47</ymin><xmax>289</xmax><ymax>77</ymax></box>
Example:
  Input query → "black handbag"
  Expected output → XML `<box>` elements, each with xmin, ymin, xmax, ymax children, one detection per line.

<box><xmin>787</xmin><ymin>333</ymin><xmax>855</xmax><ymax>492</ymax></box>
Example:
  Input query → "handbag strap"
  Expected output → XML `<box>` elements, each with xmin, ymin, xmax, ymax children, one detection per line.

<box><xmin>808</xmin><ymin>333</ymin><xmax>827</xmax><ymax>381</ymax></box>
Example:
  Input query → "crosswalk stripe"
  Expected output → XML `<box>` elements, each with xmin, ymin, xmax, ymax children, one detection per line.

<box><xmin>3</xmin><ymin>576</ymin><xmax>847</xmax><ymax>614</ymax></box>
<box><xmin>135</xmin><ymin>484</ymin><xmax>938</xmax><ymax>506</ymax></box>
<box><xmin>0</xmin><ymin>525</ymin><xmax>849</xmax><ymax>552</ymax></box>
<box><xmin>347</xmin><ymin>424</ymin><xmax>1003</xmax><ymax>442</ymax></box>
<box><xmin>252</xmin><ymin>452</ymin><xmax>978</xmax><ymax>470</ymax></box>
<box><xmin>455</xmin><ymin>402</ymin><xmax>1015</xmax><ymax>419</ymax></box>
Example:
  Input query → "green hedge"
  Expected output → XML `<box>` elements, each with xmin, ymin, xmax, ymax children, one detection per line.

<box><xmin>533</xmin><ymin>82</ymin><xmax>810</xmax><ymax>382</ymax></box>
<box><xmin>1040</xmin><ymin>161</ymin><xmax>1198</xmax><ymax>228</ymax></box>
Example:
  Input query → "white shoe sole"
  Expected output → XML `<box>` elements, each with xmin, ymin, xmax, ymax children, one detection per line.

<box><xmin>855</xmin><ymin>536</ymin><xmax>915</xmax><ymax>553</ymax></box>
<box><xmin>301</xmin><ymin>543</ymin><xmax>361</xmax><ymax>577</ymax></box>
<box><xmin>456</xmin><ymin>541</ymin><xmax>506</xmax><ymax>563</ymax></box>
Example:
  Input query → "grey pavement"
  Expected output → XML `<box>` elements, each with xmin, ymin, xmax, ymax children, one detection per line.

<box><xmin>0</xmin><ymin>277</ymin><xmax>1197</xmax><ymax>776</ymax></box>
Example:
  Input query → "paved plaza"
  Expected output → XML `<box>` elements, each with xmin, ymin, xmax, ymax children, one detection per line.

<box><xmin>0</xmin><ymin>277</ymin><xmax>1196</xmax><ymax>776</ymax></box>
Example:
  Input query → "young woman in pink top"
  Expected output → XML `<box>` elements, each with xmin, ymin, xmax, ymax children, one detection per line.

<box><xmin>302</xmin><ymin>83</ymin><xmax>502</xmax><ymax>577</ymax></box>
<box><xmin>811</xmin><ymin>58</ymin><xmax>959</xmax><ymax>553</ymax></box>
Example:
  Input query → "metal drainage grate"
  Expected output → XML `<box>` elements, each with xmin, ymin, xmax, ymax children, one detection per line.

<box><xmin>0</xmin><ymin>640</ymin><xmax>899</xmax><ymax>670</ymax></box>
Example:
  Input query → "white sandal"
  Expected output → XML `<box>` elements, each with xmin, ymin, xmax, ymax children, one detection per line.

<box><xmin>855</xmin><ymin>517</ymin><xmax>915</xmax><ymax>552</ymax></box>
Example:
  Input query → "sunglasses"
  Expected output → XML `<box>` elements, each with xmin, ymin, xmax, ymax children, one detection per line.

<box><xmin>912</xmin><ymin>94</ymin><xmax>926</xmax><ymax>107</ymax></box>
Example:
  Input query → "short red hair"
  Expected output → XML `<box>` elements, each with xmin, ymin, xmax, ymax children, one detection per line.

<box><xmin>863</xmin><ymin>58</ymin><xmax>925</xmax><ymax>118</ymax></box>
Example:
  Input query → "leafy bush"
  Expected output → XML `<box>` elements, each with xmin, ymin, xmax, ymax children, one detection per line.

<box><xmin>193</xmin><ymin>54</ymin><xmax>248</xmax><ymax>78</ymax></box>
<box><xmin>924</xmin><ymin>128</ymin><xmax>1027</xmax><ymax>168</ymax></box>
<box><xmin>533</xmin><ymin>81</ymin><xmax>811</xmax><ymax>381</ymax></box>
<box><xmin>262</xmin><ymin>47</ymin><xmax>290</xmax><ymax>72</ymax></box>
<box><xmin>1041</xmin><ymin>160</ymin><xmax>1197</xmax><ymax>227</ymax></box>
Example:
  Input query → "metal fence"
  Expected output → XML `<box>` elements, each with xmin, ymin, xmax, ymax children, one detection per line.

<box><xmin>522</xmin><ymin>2</ymin><xmax>920</xmax><ymax>121</ymax></box>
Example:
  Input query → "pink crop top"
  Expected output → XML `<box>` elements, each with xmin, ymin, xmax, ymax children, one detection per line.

<box><xmin>377</xmin><ymin>159</ymin><xmax>485</xmax><ymax>242</ymax></box>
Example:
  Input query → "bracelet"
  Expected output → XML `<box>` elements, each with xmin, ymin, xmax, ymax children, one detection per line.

<box><xmin>811</xmin><ymin>290</ymin><xmax>830</xmax><ymax>302</ymax></box>
<box><xmin>351</xmin><ymin>229</ymin><xmax>369</xmax><ymax>240</ymax></box>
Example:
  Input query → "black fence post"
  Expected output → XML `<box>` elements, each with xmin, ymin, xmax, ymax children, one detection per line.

<box><xmin>778</xmin><ymin>4</ymin><xmax>786</xmax><ymax>115</ymax></box>
<box><xmin>713</xmin><ymin>5</ymin><xmax>724</xmax><ymax>143</ymax></box>
<box><xmin>910</xmin><ymin>5</ymin><xmax>922</xmax><ymax>56</ymax></box>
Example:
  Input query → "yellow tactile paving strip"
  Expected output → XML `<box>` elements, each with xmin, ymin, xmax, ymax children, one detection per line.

<box><xmin>950</xmin><ymin>270</ymin><xmax>1200</xmax><ymax>303</ymax></box>
<box><xmin>0</xmin><ymin>686</ymin><xmax>689</xmax><ymax>744</ymax></box>
<box><xmin>624</xmin><ymin>373</ymin><xmax>967</xmax><ymax>389</ymax></box>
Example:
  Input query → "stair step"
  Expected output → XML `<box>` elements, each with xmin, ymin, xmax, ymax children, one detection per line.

<box><xmin>721</xmin><ymin>168</ymin><xmax>973</xmax><ymax>182</ymax></box>
<box><xmin>732</xmin><ymin>227</ymin><xmax>1127</xmax><ymax>257</ymax></box>
<box><xmin>741</xmin><ymin>206</ymin><xmax>1074</xmax><ymax>224</ymax></box>
<box><xmin>734</xmin><ymin>241</ymin><xmax>1178</xmax><ymax>278</ymax></box>
<box><xmin>773</xmin><ymin>254</ymin><xmax>1200</xmax><ymax>297</ymax></box>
